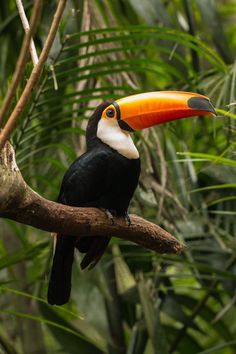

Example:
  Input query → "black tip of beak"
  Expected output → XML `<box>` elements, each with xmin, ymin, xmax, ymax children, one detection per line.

<box><xmin>188</xmin><ymin>97</ymin><xmax>217</xmax><ymax>115</ymax></box>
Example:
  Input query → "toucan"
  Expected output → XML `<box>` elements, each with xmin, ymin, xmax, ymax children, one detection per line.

<box><xmin>47</xmin><ymin>91</ymin><xmax>216</xmax><ymax>305</ymax></box>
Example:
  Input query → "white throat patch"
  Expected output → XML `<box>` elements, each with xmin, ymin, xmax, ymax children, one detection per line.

<box><xmin>97</xmin><ymin>119</ymin><xmax>139</xmax><ymax>159</ymax></box>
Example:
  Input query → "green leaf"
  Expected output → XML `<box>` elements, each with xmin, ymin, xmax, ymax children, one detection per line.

<box><xmin>0</xmin><ymin>242</ymin><xmax>48</xmax><ymax>270</ymax></box>
<box><xmin>137</xmin><ymin>274</ymin><xmax>168</xmax><ymax>353</ymax></box>
<box><xmin>197</xmin><ymin>340</ymin><xmax>236</xmax><ymax>354</ymax></box>
<box><xmin>177</xmin><ymin>152</ymin><xmax>236</xmax><ymax>167</ymax></box>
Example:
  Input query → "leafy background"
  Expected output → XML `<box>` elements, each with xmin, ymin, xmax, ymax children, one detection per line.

<box><xmin>0</xmin><ymin>0</ymin><xmax>236</xmax><ymax>353</ymax></box>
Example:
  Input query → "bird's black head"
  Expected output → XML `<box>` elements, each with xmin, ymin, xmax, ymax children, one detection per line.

<box><xmin>86</xmin><ymin>101</ymin><xmax>112</xmax><ymax>150</ymax></box>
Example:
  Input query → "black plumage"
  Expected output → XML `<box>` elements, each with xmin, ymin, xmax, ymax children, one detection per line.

<box><xmin>48</xmin><ymin>102</ymin><xmax>140</xmax><ymax>305</ymax></box>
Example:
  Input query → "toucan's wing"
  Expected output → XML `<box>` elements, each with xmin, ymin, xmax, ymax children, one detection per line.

<box><xmin>58</xmin><ymin>149</ymin><xmax>111</xmax><ymax>207</ymax></box>
<box><xmin>47</xmin><ymin>149</ymin><xmax>111</xmax><ymax>305</ymax></box>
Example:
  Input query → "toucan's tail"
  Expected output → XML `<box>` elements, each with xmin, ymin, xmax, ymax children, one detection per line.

<box><xmin>47</xmin><ymin>234</ymin><xmax>75</xmax><ymax>305</ymax></box>
<box><xmin>48</xmin><ymin>235</ymin><xmax>110</xmax><ymax>305</ymax></box>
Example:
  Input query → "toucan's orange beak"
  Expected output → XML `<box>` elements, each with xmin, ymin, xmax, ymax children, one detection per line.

<box><xmin>112</xmin><ymin>91</ymin><xmax>216</xmax><ymax>131</ymax></box>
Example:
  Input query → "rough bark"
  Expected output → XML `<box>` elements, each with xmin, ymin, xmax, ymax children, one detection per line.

<box><xmin>0</xmin><ymin>142</ymin><xmax>184</xmax><ymax>255</ymax></box>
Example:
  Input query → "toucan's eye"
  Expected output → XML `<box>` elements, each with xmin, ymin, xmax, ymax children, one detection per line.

<box><xmin>106</xmin><ymin>108</ymin><xmax>115</xmax><ymax>118</ymax></box>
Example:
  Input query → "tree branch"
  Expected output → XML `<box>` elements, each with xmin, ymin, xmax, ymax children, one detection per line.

<box><xmin>16</xmin><ymin>0</ymin><xmax>39</xmax><ymax>66</ymax></box>
<box><xmin>0</xmin><ymin>0</ymin><xmax>42</xmax><ymax>126</ymax></box>
<box><xmin>0</xmin><ymin>142</ymin><xmax>184</xmax><ymax>255</ymax></box>
<box><xmin>0</xmin><ymin>0</ymin><xmax>67</xmax><ymax>150</ymax></box>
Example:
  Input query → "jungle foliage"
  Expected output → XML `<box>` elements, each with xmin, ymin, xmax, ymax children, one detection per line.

<box><xmin>0</xmin><ymin>1</ymin><xmax>236</xmax><ymax>353</ymax></box>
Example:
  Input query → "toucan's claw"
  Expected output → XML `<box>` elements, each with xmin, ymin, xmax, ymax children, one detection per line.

<box><xmin>100</xmin><ymin>208</ymin><xmax>115</xmax><ymax>225</ymax></box>
<box><xmin>124</xmin><ymin>212</ymin><xmax>131</xmax><ymax>226</ymax></box>
<box><xmin>100</xmin><ymin>208</ymin><xmax>131</xmax><ymax>226</ymax></box>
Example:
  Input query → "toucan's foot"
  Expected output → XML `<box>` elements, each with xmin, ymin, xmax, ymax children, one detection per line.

<box><xmin>124</xmin><ymin>212</ymin><xmax>131</xmax><ymax>226</ymax></box>
<box><xmin>105</xmin><ymin>209</ymin><xmax>115</xmax><ymax>224</ymax></box>
<box><xmin>100</xmin><ymin>209</ymin><xmax>131</xmax><ymax>226</ymax></box>
<box><xmin>100</xmin><ymin>208</ymin><xmax>115</xmax><ymax>224</ymax></box>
